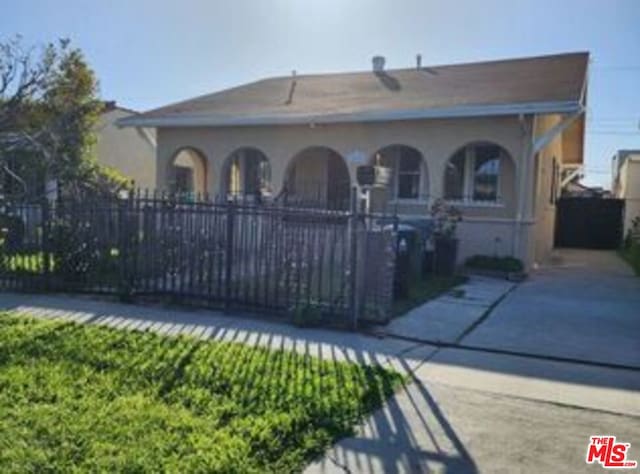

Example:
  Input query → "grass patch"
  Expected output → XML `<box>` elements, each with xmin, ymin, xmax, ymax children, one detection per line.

<box><xmin>0</xmin><ymin>313</ymin><xmax>403</xmax><ymax>473</ymax></box>
<box><xmin>464</xmin><ymin>255</ymin><xmax>524</xmax><ymax>273</ymax></box>
<box><xmin>393</xmin><ymin>274</ymin><xmax>468</xmax><ymax>317</ymax></box>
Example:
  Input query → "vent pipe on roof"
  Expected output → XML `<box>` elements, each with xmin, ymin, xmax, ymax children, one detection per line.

<box><xmin>372</xmin><ymin>55</ymin><xmax>385</xmax><ymax>72</ymax></box>
<box><xmin>416</xmin><ymin>54</ymin><xmax>422</xmax><ymax>70</ymax></box>
<box><xmin>285</xmin><ymin>70</ymin><xmax>297</xmax><ymax>105</ymax></box>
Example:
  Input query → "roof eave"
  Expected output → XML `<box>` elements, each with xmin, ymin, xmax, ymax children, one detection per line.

<box><xmin>118</xmin><ymin>100</ymin><xmax>583</xmax><ymax>128</ymax></box>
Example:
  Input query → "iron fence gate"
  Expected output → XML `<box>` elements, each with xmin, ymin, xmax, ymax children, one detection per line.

<box><xmin>0</xmin><ymin>193</ymin><xmax>396</xmax><ymax>326</ymax></box>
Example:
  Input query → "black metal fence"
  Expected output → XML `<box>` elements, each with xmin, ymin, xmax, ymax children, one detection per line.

<box><xmin>0</xmin><ymin>192</ymin><xmax>396</xmax><ymax>326</ymax></box>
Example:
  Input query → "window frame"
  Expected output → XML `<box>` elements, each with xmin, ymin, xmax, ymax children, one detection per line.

<box><xmin>395</xmin><ymin>150</ymin><xmax>422</xmax><ymax>200</ymax></box>
<box><xmin>445</xmin><ymin>144</ymin><xmax>504</xmax><ymax>206</ymax></box>
<box><xmin>377</xmin><ymin>147</ymin><xmax>425</xmax><ymax>203</ymax></box>
<box><xmin>549</xmin><ymin>157</ymin><xmax>558</xmax><ymax>205</ymax></box>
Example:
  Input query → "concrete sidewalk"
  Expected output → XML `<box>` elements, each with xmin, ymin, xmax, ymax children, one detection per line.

<box><xmin>0</xmin><ymin>292</ymin><xmax>435</xmax><ymax>375</ymax></box>
<box><xmin>1</xmin><ymin>288</ymin><xmax>639</xmax><ymax>474</ymax></box>
<box><xmin>383</xmin><ymin>276</ymin><xmax>515</xmax><ymax>343</ymax></box>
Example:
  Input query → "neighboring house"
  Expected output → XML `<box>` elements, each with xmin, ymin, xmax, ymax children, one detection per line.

<box><xmin>96</xmin><ymin>102</ymin><xmax>156</xmax><ymax>189</ymax></box>
<box><xmin>612</xmin><ymin>149</ymin><xmax>640</xmax><ymax>237</ymax></box>
<box><xmin>120</xmin><ymin>52</ymin><xmax>589</xmax><ymax>270</ymax></box>
<box><xmin>0</xmin><ymin>102</ymin><xmax>156</xmax><ymax>198</ymax></box>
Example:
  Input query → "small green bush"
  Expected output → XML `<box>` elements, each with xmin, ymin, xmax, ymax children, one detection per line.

<box><xmin>620</xmin><ymin>240</ymin><xmax>640</xmax><ymax>276</ymax></box>
<box><xmin>0</xmin><ymin>213</ymin><xmax>25</xmax><ymax>251</ymax></box>
<box><xmin>465</xmin><ymin>255</ymin><xmax>524</xmax><ymax>273</ymax></box>
<box><xmin>291</xmin><ymin>303</ymin><xmax>324</xmax><ymax>328</ymax></box>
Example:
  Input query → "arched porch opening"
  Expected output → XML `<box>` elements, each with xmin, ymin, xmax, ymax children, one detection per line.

<box><xmin>283</xmin><ymin>146</ymin><xmax>351</xmax><ymax>210</ymax></box>
<box><xmin>167</xmin><ymin>147</ymin><xmax>207</xmax><ymax>196</ymax></box>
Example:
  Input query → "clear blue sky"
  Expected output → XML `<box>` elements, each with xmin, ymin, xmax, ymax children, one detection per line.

<box><xmin>2</xmin><ymin>0</ymin><xmax>639</xmax><ymax>187</ymax></box>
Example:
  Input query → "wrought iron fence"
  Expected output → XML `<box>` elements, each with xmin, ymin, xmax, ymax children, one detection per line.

<box><xmin>0</xmin><ymin>192</ymin><xmax>397</xmax><ymax>326</ymax></box>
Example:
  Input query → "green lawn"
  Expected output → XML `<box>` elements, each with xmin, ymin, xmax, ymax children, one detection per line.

<box><xmin>0</xmin><ymin>313</ymin><xmax>403</xmax><ymax>473</ymax></box>
<box><xmin>393</xmin><ymin>275</ymin><xmax>468</xmax><ymax>317</ymax></box>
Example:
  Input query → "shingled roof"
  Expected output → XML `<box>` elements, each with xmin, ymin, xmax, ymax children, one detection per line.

<box><xmin>120</xmin><ymin>52</ymin><xmax>588</xmax><ymax>128</ymax></box>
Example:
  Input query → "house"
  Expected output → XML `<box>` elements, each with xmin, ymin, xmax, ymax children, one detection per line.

<box><xmin>96</xmin><ymin>102</ymin><xmax>156</xmax><ymax>189</ymax></box>
<box><xmin>612</xmin><ymin>149</ymin><xmax>640</xmax><ymax>237</ymax></box>
<box><xmin>119</xmin><ymin>52</ymin><xmax>589</xmax><ymax>270</ymax></box>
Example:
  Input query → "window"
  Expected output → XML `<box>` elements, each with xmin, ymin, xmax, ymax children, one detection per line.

<box><xmin>444</xmin><ymin>144</ymin><xmax>503</xmax><ymax>203</ymax></box>
<box><xmin>375</xmin><ymin>146</ymin><xmax>424</xmax><ymax>200</ymax></box>
<box><xmin>397</xmin><ymin>150</ymin><xmax>421</xmax><ymax>199</ymax></box>
<box><xmin>473</xmin><ymin>146</ymin><xmax>500</xmax><ymax>201</ymax></box>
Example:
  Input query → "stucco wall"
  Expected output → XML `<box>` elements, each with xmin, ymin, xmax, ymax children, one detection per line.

<box><xmin>96</xmin><ymin>109</ymin><xmax>157</xmax><ymax>189</ymax></box>
<box><xmin>157</xmin><ymin>117</ymin><xmax>524</xmax><ymax>208</ymax></box>
<box><xmin>530</xmin><ymin>114</ymin><xmax>563</xmax><ymax>266</ymax></box>
<box><xmin>155</xmin><ymin>116</ymin><xmax>542</xmax><ymax>266</ymax></box>
<box><xmin>620</xmin><ymin>158</ymin><xmax>640</xmax><ymax>236</ymax></box>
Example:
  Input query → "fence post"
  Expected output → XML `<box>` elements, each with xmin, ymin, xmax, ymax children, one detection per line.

<box><xmin>118</xmin><ymin>194</ymin><xmax>133</xmax><ymax>301</ymax></box>
<box><xmin>40</xmin><ymin>197</ymin><xmax>51</xmax><ymax>290</ymax></box>
<box><xmin>224</xmin><ymin>200</ymin><xmax>235</xmax><ymax>312</ymax></box>
<box><xmin>349</xmin><ymin>186</ymin><xmax>360</xmax><ymax>330</ymax></box>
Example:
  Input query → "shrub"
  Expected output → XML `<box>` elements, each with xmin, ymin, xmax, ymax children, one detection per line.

<box><xmin>429</xmin><ymin>199</ymin><xmax>462</xmax><ymax>240</ymax></box>
<box><xmin>50</xmin><ymin>219</ymin><xmax>119</xmax><ymax>282</ymax></box>
<box><xmin>0</xmin><ymin>213</ymin><xmax>25</xmax><ymax>251</ymax></box>
<box><xmin>291</xmin><ymin>303</ymin><xmax>324</xmax><ymax>327</ymax></box>
<box><xmin>465</xmin><ymin>255</ymin><xmax>524</xmax><ymax>273</ymax></box>
<box><xmin>620</xmin><ymin>217</ymin><xmax>640</xmax><ymax>276</ymax></box>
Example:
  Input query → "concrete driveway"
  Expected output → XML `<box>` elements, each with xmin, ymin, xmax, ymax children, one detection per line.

<box><xmin>306</xmin><ymin>249</ymin><xmax>640</xmax><ymax>473</ymax></box>
<box><xmin>462</xmin><ymin>248</ymin><xmax>640</xmax><ymax>369</ymax></box>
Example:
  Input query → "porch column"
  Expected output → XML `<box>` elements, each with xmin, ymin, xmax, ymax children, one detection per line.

<box><xmin>428</xmin><ymin>159</ymin><xmax>445</xmax><ymax>200</ymax></box>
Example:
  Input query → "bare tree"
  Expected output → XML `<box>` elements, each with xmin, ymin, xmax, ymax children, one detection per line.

<box><xmin>0</xmin><ymin>36</ymin><xmax>62</xmax><ymax>133</ymax></box>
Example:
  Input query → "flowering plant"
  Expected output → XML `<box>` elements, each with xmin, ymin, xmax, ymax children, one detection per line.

<box><xmin>430</xmin><ymin>198</ymin><xmax>462</xmax><ymax>239</ymax></box>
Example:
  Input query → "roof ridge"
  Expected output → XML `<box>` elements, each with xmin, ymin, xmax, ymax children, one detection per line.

<box><xmin>276</xmin><ymin>51</ymin><xmax>590</xmax><ymax>80</ymax></box>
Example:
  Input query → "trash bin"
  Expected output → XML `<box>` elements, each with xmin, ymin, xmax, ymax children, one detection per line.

<box><xmin>387</xmin><ymin>224</ymin><xmax>422</xmax><ymax>299</ymax></box>
<box><xmin>434</xmin><ymin>237</ymin><xmax>459</xmax><ymax>276</ymax></box>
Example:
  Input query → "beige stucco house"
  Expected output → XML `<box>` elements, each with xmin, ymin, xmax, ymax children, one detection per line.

<box><xmin>120</xmin><ymin>52</ymin><xmax>589</xmax><ymax>270</ymax></box>
<box><xmin>96</xmin><ymin>102</ymin><xmax>156</xmax><ymax>189</ymax></box>
<box><xmin>612</xmin><ymin>149</ymin><xmax>640</xmax><ymax>237</ymax></box>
